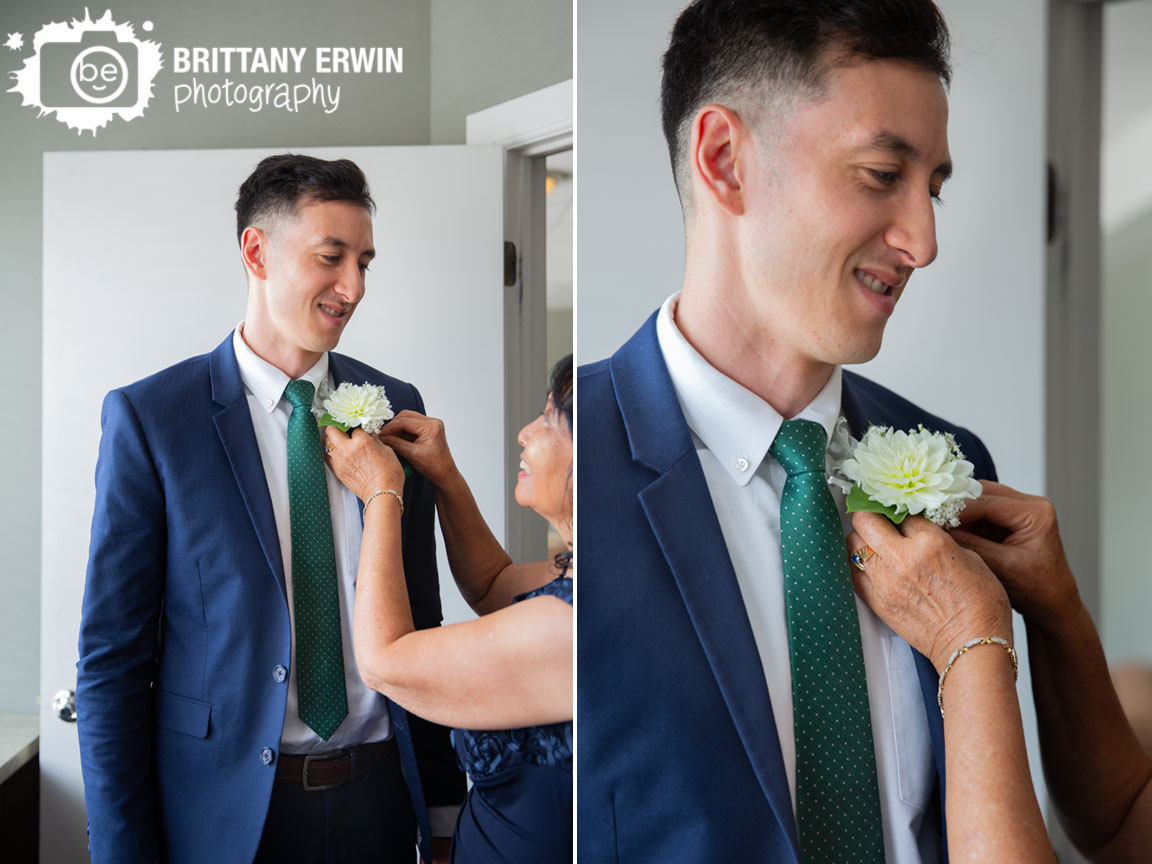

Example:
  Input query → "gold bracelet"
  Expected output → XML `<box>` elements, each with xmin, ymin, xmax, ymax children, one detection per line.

<box><xmin>364</xmin><ymin>488</ymin><xmax>403</xmax><ymax>515</ymax></box>
<box><xmin>937</xmin><ymin>636</ymin><xmax>1018</xmax><ymax>717</ymax></box>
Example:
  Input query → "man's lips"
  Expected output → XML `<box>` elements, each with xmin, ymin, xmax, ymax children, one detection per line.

<box><xmin>519</xmin><ymin>458</ymin><xmax>531</xmax><ymax>477</ymax></box>
<box><xmin>318</xmin><ymin>303</ymin><xmax>350</xmax><ymax>323</ymax></box>
<box><xmin>854</xmin><ymin>267</ymin><xmax>909</xmax><ymax>296</ymax></box>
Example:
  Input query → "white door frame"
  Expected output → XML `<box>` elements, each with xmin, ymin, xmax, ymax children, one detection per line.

<box><xmin>467</xmin><ymin>80</ymin><xmax>573</xmax><ymax>561</ymax></box>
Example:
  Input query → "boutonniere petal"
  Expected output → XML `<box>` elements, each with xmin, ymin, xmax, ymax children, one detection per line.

<box><xmin>829</xmin><ymin>419</ymin><xmax>982</xmax><ymax>527</ymax></box>
<box><xmin>315</xmin><ymin>381</ymin><xmax>394</xmax><ymax>435</ymax></box>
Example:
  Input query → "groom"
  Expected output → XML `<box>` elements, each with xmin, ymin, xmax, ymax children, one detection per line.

<box><xmin>578</xmin><ymin>1</ymin><xmax>997</xmax><ymax>861</ymax></box>
<box><xmin>77</xmin><ymin>154</ymin><xmax>463</xmax><ymax>864</ymax></box>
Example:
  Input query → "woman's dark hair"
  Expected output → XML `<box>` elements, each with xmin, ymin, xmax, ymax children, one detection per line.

<box><xmin>234</xmin><ymin>154</ymin><xmax>376</xmax><ymax>245</ymax></box>
<box><xmin>548</xmin><ymin>353</ymin><xmax>573</xmax><ymax>435</ymax></box>
<box><xmin>549</xmin><ymin>353</ymin><xmax>574</xmax><ymax>568</ymax></box>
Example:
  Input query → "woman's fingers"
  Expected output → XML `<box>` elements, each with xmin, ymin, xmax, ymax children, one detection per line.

<box><xmin>949</xmin><ymin>528</ymin><xmax>1010</xmax><ymax>567</ymax></box>
<box><xmin>845</xmin><ymin>529</ymin><xmax>876</xmax><ymax>598</ymax></box>
<box><xmin>322</xmin><ymin>425</ymin><xmax>349</xmax><ymax>452</ymax></box>
<box><xmin>850</xmin><ymin>510</ymin><xmax>905</xmax><ymax>556</ymax></box>
<box><xmin>958</xmin><ymin>492</ymin><xmax>1032</xmax><ymax>531</ymax></box>
<box><xmin>322</xmin><ymin>425</ymin><xmax>404</xmax><ymax>498</ymax></box>
<box><xmin>968</xmin><ymin>479</ymin><xmax>1029</xmax><ymax>500</ymax></box>
<box><xmin>896</xmin><ymin>514</ymin><xmax>945</xmax><ymax>538</ymax></box>
<box><xmin>380</xmin><ymin>412</ymin><xmax>429</xmax><ymax>439</ymax></box>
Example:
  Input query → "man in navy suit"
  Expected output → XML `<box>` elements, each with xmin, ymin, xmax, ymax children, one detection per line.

<box><xmin>578</xmin><ymin>1</ymin><xmax>996</xmax><ymax>860</ymax></box>
<box><xmin>78</xmin><ymin>155</ymin><xmax>463</xmax><ymax>864</ymax></box>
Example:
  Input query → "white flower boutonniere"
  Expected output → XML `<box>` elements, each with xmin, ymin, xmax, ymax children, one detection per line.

<box><xmin>829</xmin><ymin>418</ymin><xmax>982</xmax><ymax>527</ymax></box>
<box><xmin>315</xmin><ymin>381</ymin><xmax>394</xmax><ymax>435</ymax></box>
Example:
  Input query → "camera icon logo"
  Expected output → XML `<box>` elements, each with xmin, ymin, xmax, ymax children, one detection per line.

<box><xmin>40</xmin><ymin>31</ymin><xmax>137</xmax><ymax>108</ymax></box>
<box><xmin>8</xmin><ymin>9</ymin><xmax>162</xmax><ymax>135</ymax></box>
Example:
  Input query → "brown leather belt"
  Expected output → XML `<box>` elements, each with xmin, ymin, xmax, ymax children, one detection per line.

<box><xmin>275</xmin><ymin>739</ymin><xmax>397</xmax><ymax>791</ymax></box>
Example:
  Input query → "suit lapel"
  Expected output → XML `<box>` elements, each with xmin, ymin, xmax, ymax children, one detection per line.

<box><xmin>326</xmin><ymin>353</ymin><xmax>432</xmax><ymax>858</ymax></box>
<box><xmin>209</xmin><ymin>333</ymin><xmax>287</xmax><ymax>599</ymax></box>
<box><xmin>614</xmin><ymin>317</ymin><xmax>801</xmax><ymax>860</ymax></box>
<box><xmin>842</xmin><ymin>371</ymin><xmax>949</xmax><ymax>845</ymax></box>
<box><xmin>328</xmin><ymin>354</ymin><xmax>384</xmax><ymax>525</ymax></box>
<box><xmin>327</xmin><ymin>352</ymin><xmax>349</xmax><ymax>387</ymax></box>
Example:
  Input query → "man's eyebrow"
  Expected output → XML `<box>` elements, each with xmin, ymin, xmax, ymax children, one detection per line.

<box><xmin>317</xmin><ymin>236</ymin><xmax>376</xmax><ymax>259</ymax></box>
<box><xmin>863</xmin><ymin>131</ymin><xmax>953</xmax><ymax>180</ymax></box>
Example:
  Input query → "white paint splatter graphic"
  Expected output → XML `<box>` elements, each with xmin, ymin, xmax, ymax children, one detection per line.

<box><xmin>7</xmin><ymin>8</ymin><xmax>162</xmax><ymax>135</ymax></box>
<box><xmin>4</xmin><ymin>33</ymin><xmax>23</xmax><ymax>51</ymax></box>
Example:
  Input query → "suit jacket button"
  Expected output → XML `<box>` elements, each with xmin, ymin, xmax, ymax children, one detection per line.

<box><xmin>260</xmin><ymin>747</ymin><xmax>275</xmax><ymax>765</ymax></box>
<box><xmin>273</xmin><ymin>665</ymin><xmax>287</xmax><ymax>683</ymax></box>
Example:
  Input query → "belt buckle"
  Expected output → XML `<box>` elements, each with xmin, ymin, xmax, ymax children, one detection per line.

<box><xmin>301</xmin><ymin>752</ymin><xmax>343</xmax><ymax>792</ymax></box>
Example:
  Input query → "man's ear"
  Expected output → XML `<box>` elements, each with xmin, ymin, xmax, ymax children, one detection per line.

<box><xmin>690</xmin><ymin>104</ymin><xmax>748</xmax><ymax>217</ymax></box>
<box><xmin>240</xmin><ymin>226</ymin><xmax>269</xmax><ymax>281</ymax></box>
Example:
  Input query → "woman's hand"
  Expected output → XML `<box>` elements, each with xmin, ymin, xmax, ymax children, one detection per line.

<box><xmin>323</xmin><ymin>426</ymin><xmax>406</xmax><ymax>502</ymax></box>
<box><xmin>378</xmin><ymin>410</ymin><xmax>459</xmax><ymax>488</ymax></box>
<box><xmin>949</xmin><ymin>481</ymin><xmax>1083</xmax><ymax>633</ymax></box>
<box><xmin>847</xmin><ymin>512</ymin><xmax>1012</xmax><ymax>672</ymax></box>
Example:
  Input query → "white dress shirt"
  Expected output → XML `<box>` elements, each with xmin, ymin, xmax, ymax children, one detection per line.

<box><xmin>656</xmin><ymin>295</ymin><xmax>940</xmax><ymax>863</ymax></box>
<box><xmin>233</xmin><ymin>325</ymin><xmax>393</xmax><ymax>754</ymax></box>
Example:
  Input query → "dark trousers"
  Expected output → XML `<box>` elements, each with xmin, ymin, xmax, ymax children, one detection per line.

<box><xmin>254</xmin><ymin>747</ymin><xmax>418</xmax><ymax>863</ymax></box>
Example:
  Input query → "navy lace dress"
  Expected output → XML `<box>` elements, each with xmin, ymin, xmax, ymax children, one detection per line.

<box><xmin>450</xmin><ymin>575</ymin><xmax>573</xmax><ymax>864</ymax></box>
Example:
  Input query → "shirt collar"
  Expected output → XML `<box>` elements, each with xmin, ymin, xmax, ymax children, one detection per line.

<box><xmin>232</xmin><ymin>323</ymin><xmax>330</xmax><ymax>414</ymax></box>
<box><xmin>655</xmin><ymin>293</ymin><xmax>843</xmax><ymax>486</ymax></box>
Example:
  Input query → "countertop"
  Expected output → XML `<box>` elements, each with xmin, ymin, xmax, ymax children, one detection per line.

<box><xmin>0</xmin><ymin>713</ymin><xmax>39</xmax><ymax>785</ymax></box>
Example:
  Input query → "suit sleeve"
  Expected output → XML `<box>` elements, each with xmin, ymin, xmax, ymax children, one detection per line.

<box><xmin>401</xmin><ymin>384</ymin><xmax>467</xmax><ymax>808</ymax></box>
<box><xmin>77</xmin><ymin>390</ymin><xmax>166</xmax><ymax>863</ymax></box>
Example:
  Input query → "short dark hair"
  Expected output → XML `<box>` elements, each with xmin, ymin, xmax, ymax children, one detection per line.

<box><xmin>548</xmin><ymin>353</ymin><xmax>573</xmax><ymax>435</ymax></box>
<box><xmin>660</xmin><ymin>0</ymin><xmax>952</xmax><ymax>204</ymax></box>
<box><xmin>234</xmin><ymin>154</ymin><xmax>376</xmax><ymax>245</ymax></box>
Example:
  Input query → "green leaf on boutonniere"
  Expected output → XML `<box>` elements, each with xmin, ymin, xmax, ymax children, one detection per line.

<box><xmin>317</xmin><ymin>413</ymin><xmax>351</xmax><ymax>433</ymax></box>
<box><xmin>845</xmin><ymin>485</ymin><xmax>907</xmax><ymax>524</ymax></box>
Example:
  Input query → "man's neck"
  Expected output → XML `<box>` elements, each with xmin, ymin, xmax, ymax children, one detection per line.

<box><xmin>238</xmin><ymin>321</ymin><xmax>322</xmax><ymax>381</ymax></box>
<box><xmin>675</xmin><ymin>280</ymin><xmax>835</xmax><ymax>421</ymax></box>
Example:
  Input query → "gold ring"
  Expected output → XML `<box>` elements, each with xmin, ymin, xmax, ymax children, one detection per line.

<box><xmin>850</xmin><ymin>545</ymin><xmax>875</xmax><ymax>571</ymax></box>
<box><xmin>323</xmin><ymin>445</ymin><xmax>332</xmax><ymax>455</ymax></box>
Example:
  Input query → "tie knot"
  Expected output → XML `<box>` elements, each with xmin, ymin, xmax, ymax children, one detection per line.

<box><xmin>284</xmin><ymin>379</ymin><xmax>315</xmax><ymax>411</ymax></box>
<box><xmin>770</xmin><ymin>419</ymin><xmax>828</xmax><ymax>477</ymax></box>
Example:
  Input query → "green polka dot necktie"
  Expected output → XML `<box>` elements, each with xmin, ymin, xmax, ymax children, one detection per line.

<box><xmin>285</xmin><ymin>379</ymin><xmax>348</xmax><ymax>741</ymax></box>
<box><xmin>770</xmin><ymin>419</ymin><xmax>884</xmax><ymax>863</ymax></box>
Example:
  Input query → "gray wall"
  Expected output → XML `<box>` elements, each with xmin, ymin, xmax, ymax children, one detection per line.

<box><xmin>1101</xmin><ymin>209</ymin><xmax>1152</xmax><ymax>664</ymax></box>
<box><xmin>1100</xmin><ymin>0</ymin><xmax>1152</xmax><ymax>666</ymax></box>
<box><xmin>0</xmin><ymin>0</ymin><xmax>569</xmax><ymax>716</ymax></box>
<box><xmin>430</xmin><ymin>0</ymin><xmax>572</xmax><ymax>144</ymax></box>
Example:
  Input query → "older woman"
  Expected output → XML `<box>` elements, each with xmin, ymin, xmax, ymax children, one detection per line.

<box><xmin>847</xmin><ymin>481</ymin><xmax>1152</xmax><ymax>862</ymax></box>
<box><xmin>322</xmin><ymin>356</ymin><xmax>573</xmax><ymax>864</ymax></box>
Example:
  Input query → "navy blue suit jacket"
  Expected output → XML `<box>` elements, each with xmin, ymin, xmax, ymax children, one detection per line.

<box><xmin>576</xmin><ymin>313</ymin><xmax>997</xmax><ymax>862</ymax></box>
<box><xmin>77</xmin><ymin>333</ymin><xmax>464</xmax><ymax>864</ymax></box>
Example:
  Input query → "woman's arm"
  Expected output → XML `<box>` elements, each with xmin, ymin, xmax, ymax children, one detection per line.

<box><xmin>325</xmin><ymin>426</ymin><xmax>572</xmax><ymax>729</ymax></box>
<box><xmin>952</xmin><ymin>483</ymin><xmax>1152</xmax><ymax>862</ymax></box>
<box><xmin>848</xmin><ymin>512</ymin><xmax>1055</xmax><ymax>863</ymax></box>
<box><xmin>383</xmin><ymin>411</ymin><xmax>556</xmax><ymax>614</ymax></box>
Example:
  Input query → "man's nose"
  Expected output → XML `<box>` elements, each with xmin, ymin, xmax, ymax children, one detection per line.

<box><xmin>334</xmin><ymin>263</ymin><xmax>366</xmax><ymax>304</ymax></box>
<box><xmin>886</xmin><ymin>194</ymin><xmax>938</xmax><ymax>269</ymax></box>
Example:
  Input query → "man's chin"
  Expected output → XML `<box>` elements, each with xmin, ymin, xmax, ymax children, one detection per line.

<box><xmin>311</xmin><ymin>327</ymin><xmax>346</xmax><ymax>353</ymax></box>
<box><xmin>832</xmin><ymin>334</ymin><xmax>886</xmax><ymax>366</ymax></box>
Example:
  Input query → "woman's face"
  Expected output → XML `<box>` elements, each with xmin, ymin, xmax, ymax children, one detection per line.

<box><xmin>515</xmin><ymin>396</ymin><xmax>572</xmax><ymax>532</ymax></box>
